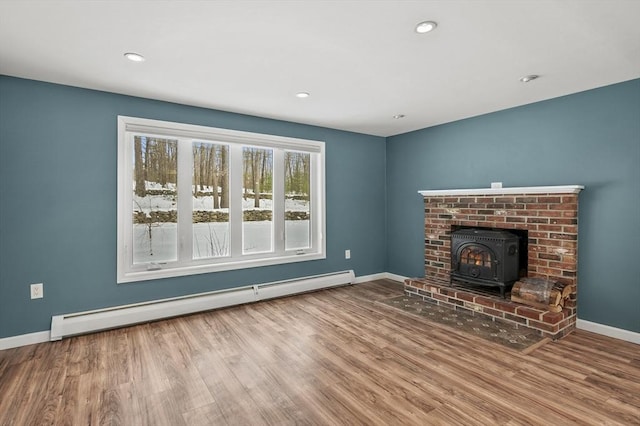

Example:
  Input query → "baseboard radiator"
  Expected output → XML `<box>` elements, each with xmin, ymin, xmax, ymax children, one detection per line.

<box><xmin>50</xmin><ymin>270</ymin><xmax>355</xmax><ymax>341</ymax></box>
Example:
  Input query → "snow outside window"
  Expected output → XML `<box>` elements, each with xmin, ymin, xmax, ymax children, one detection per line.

<box><xmin>117</xmin><ymin>116</ymin><xmax>325</xmax><ymax>283</ymax></box>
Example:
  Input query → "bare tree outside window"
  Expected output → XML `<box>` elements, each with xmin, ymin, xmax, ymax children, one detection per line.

<box><xmin>285</xmin><ymin>151</ymin><xmax>311</xmax><ymax>250</ymax></box>
<box><xmin>242</xmin><ymin>147</ymin><xmax>273</xmax><ymax>253</ymax></box>
<box><xmin>132</xmin><ymin>136</ymin><xmax>178</xmax><ymax>264</ymax></box>
<box><xmin>192</xmin><ymin>142</ymin><xmax>230</xmax><ymax>259</ymax></box>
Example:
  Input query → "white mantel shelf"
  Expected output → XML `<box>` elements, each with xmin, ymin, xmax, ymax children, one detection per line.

<box><xmin>418</xmin><ymin>185</ymin><xmax>584</xmax><ymax>197</ymax></box>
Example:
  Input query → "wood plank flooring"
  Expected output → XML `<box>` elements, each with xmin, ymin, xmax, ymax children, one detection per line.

<box><xmin>0</xmin><ymin>280</ymin><xmax>638</xmax><ymax>425</ymax></box>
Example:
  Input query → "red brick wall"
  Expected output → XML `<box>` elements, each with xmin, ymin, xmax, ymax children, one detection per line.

<box><xmin>423</xmin><ymin>193</ymin><xmax>579</xmax><ymax>313</ymax></box>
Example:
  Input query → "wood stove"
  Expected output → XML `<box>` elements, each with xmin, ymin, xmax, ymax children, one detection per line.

<box><xmin>451</xmin><ymin>228</ymin><xmax>520</xmax><ymax>297</ymax></box>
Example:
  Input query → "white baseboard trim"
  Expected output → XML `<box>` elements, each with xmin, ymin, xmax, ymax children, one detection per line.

<box><xmin>352</xmin><ymin>272</ymin><xmax>387</xmax><ymax>283</ymax></box>
<box><xmin>353</xmin><ymin>272</ymin><xmax>409</xmax><ymax>284</ymax></box>
<box><xmin>576</xmin><ymin>319</ymin><xmax>640</xmax><ymax>345</ymax></box>
<box><xmin>3</xmin><ymin>277</ymin><xmax>636</xmax><ymax>351</ymax></box>
<box><xmin>0</xmin><ymin>331</ymin><xmax>50</xmax><ymax>351</ymax></box>
<box><xmin>384</xmin><ymin>272</ymin><xmax>410</xmax><ymax>283</ymax></box>
<box><xmin>51</xmin><ymin>270</ymin><xmax>354</xmax><ymax>341</ymax></box>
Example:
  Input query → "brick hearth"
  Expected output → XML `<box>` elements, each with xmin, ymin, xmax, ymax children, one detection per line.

<box><xmin>406</xmin><ymin>186</ymin><xmax>583</xmax><ymax>339</ymax></box>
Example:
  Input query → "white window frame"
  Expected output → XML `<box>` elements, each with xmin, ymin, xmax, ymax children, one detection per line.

<box><xmin>117</xmin><ymin>116</ymin><xmax>325</xmax><ymax>283</ymax></box>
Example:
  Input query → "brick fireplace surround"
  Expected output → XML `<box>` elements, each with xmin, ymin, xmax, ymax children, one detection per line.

<box><xmin>405</xmin><ymin>185</ymin><xmax>584</xmax><ymax>339</ymax></box>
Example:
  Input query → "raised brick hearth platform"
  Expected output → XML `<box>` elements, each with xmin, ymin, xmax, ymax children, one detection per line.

<box><xmin>408</xmin><ymin>185</ymin><xmax>583</xmax><ymax>339</ymax></box>
<box><xmin>404</xmin><ymin>279</ymin><xmax>574</xmax><ymax>339</ymax></box>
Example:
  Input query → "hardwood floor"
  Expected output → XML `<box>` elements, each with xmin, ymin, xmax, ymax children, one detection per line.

<box><xmin>1</xmin><ymin>280</ymin><xmax>638</xmax><ymax>425</ymax></box>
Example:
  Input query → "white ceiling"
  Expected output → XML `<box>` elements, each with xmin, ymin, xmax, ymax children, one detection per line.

<box><xmin>1</xmin><ymin>0</ymin><xmax>639</xmax><ymax>137</ymax></box>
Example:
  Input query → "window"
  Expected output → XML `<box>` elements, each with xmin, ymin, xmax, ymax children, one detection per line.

<box><xmin>460</xmin><ymin>246</ymin><xmax>492</xmax><ymax>267</ymax></box>
<box><xmin>117</xmin><ymin>116</ymin><xmax>325</xmax><ymax>283</ymax></box>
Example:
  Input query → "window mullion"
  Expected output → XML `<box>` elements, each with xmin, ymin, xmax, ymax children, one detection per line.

<box><xmin>229</xmin><ymin>144</ymin><xmax>243</xmax><ymax>258</ymax></box>
<box><xmin>312</xmin><ymin>152</ymin><xmax>324</xmax><ymax>252</ymax></box>
<box><xmin>122</xmin><ymin>132</ymin><xmax>135</xmax><ymax>270</ymax></box>
<box><xmin>273</xmin><ymin>149</ymin><xmax>285</xmax><ymax>254</ymax></box>
<box><xmin>177</xmin><ymin>138</ymin><xmax>194</xmax><ymax>263</ymax></box>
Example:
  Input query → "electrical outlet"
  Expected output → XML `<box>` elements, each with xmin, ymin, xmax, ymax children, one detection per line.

<box><xmin>345</xmin><ymin>249</ymin><xmax>351</xmax><ymax>260</ymax></box>
<box><xmin>30</xmin><ymin>283</ymin><xmax>43</xmax><ymax>299</ymax></box>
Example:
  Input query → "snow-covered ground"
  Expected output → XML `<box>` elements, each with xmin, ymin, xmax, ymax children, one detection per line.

<box><xmin>133</xmin><ymin>221</ymin><xmax>310</xmax><ymax>263</ymax></box>
<box><xmin>131</xmin><ymin>182</ymin><xmax>311</xmax><ymax>264</ymax></box>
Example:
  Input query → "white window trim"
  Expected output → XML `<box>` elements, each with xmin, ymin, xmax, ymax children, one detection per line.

<box><xmin>117</xmin><ymin>116</ymin><xmax>326</xmax><ymax>283</ymax></box>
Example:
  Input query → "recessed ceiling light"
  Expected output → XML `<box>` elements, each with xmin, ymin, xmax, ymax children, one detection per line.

<box><xmin>296</xmin><ymin>92</ymin><xmax>310</xmax><ymax>98</ymax></box>
<box><xmin>519</xmin><ymin>75</ymin><xmax>540</xmax><ymax>83</ymax></box>
<box><xmin>393</xmin><ymin>114</ymin><xmax>405</xmax><ymax>119</ymax></box>
<box><xmin>124</xmin><ymin>52</ymin><xmax>145</xmax><ymax>62</ymax></box>
<box><xmin>415</xmin><ymin>21</ymin><xmax>437</xmax><ymax>34</ymax></box>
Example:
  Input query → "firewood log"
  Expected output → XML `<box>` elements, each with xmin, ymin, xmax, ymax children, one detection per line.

<box><xmin>546</xmin><ymin>304</ymin><xmax>563</xmax><ymax>313</ymax></box>
<box><xmin>511</xmin><ymin>279</ymin><xmax>573</xmax><ymax>312</ymax></box>
<box><xmin>512</xmin><ymin>281</ymin><xmax>563</xmax><ymax>305</ymax></box>
<box><xmin>549</xmin><ymin>289</ymin><xmax>562</xmax><ymax>306</ymax></box>
<box><xmin>511</xmin><ymin>281</ymin><xmax>544</xmax><ymax>303</ymax></box>
<box><xmin>551</xmin><ymin>282</ymin><xmax>575</xmax><ymax>299</ymax></box>
<box><xmin>510</xmin><ymin>295</ymin><xmax>563</xmax><ymax>312</ymax></box>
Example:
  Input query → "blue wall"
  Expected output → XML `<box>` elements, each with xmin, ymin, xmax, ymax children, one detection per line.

<box><xmin>0</xmin><ymin>76</ymin><xmax>387</xmax><ymax>338</ymax></box>
<box><xmin>387</xmin><ymin>79</ymin><xmax>640</xmax><ymax>332</ymax></box>
<box><xmin>1</xmin><ymin>76</ymin><xmax>639</xmax><ymax>339</ymax></box>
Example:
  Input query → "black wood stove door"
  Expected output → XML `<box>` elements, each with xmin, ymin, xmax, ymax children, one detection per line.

<box><xmin>454</xmin><ymin>243</ymin><xmax>496</xmax><ymax>281</ymax></box>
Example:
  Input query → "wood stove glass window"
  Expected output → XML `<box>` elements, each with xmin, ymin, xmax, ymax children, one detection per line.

<box><xmin>460</xmin><ymin>246</ymin><xmax>492</xmax><ymax>267</ymax></box>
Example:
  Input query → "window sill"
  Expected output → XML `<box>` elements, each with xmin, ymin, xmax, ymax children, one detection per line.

<box><xmin>117</xmin><ymin>251</ymin><xmax>326</xmax><ymax>284</ymax></box>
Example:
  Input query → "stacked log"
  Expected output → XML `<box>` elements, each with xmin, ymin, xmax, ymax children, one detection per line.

<box><xmin>511</xmin><ymin>278</ymin><xmax>574</xmax><ymax>313</ymax></box>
